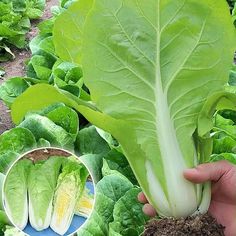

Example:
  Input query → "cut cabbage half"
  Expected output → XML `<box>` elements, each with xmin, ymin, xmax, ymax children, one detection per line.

<box><xmin>50</xmin><ymin>157</ymin><xmax>89</xmax><ymax>235</ymax></box>
<box><xmin>75</xmin><ymin>187</ymin><xmax>94</xmax><ymax>218</ymax></box>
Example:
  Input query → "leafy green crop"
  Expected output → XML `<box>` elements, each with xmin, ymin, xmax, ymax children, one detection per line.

<box><xmin>50</xmin><ymin>157</ymin><xmax>89</xmax><ymax>235</ymax></box>
<box><xmin>0</xmin><ymin>1</ymin><xmax>150</xmax><ymax>235</ymax></box>
<box><xmin>3</xmin><ymin>155</ymin><xmax>91</xmax><ymax>234</ymax></box>
<box><xmin>0</xmin><ymin>77</ymin><xmax>29</xmax><ymax>107</ymax></box>
<box><xmin>0</xmin><ymin>127</ymin><xmax>36</xmax><ymax>173</ymax></box>
<box><xmin>109</xmin><ymin>188</ymin><xmax>149</xmax><ymax>236</ymax></box>
<box><xmin>4</xmin><ymin>226</ymin><xmax>25</xmax><ymax>236</ymax></box>
<box><xmin>19</xmin><ymin>113</ymin><xmax>76</xmax><ymax>149</ymax></box>
<box><xmin>0</xmin><ymin>0</ymin><xmax>46</xmax><ymax>62</ymax></box>
<box><xmin>12</xmin><ymin>0</ymin><xmax>236</xmax><ymax>219</ymax></box>
<box><xmin>210</xmin><ymin>113</ymin><xmax>236</xmax><ymax>164</ymax></box>
<box><xmin>28</xmin><ymin>157</ymin><xmax>64</xmax><ymax>231</ymax></box>
<box><xmin>1</xmin><ymin>0</ymin><xmax>236</xmax><ymax>235</ymax></box>
<box><xmin>0</xmin><ymin>102</ymin><xmax>79</xmax><ymax>174</ymax></box>
<box><xmin>78</xmin><ymin>174</ymin><xmax>133</xmax><ymax>236</ymax></box>
<box><xmin>4</xmin><ymin>159</ymin><xmax>32</xmax><ymax>230</ymax></box>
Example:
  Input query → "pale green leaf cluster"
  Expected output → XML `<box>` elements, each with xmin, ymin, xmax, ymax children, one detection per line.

<box><xmin>8</xmin><ymin>0</ymin><xmax>236</xmax><ymax>222</ymax></box>
<box><xmin>0</xmin><ymin>0</ymin><xmax>46</xmax><ymax>62</ymax></box>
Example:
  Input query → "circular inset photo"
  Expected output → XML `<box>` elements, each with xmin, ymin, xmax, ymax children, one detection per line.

<box><xmin>3</xmin><ymin>148</ymin><xmax>95</xmax><ymax>236</ymax></box>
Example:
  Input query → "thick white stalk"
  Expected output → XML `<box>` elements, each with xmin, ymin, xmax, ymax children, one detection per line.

<box><xmin>29</xmin><ymin>196</ymin><xmax>52</xmax><ymax>231</ymax></box>
<box><xmin>147</xmin><ymin>0</ymin><xmax>199</xmax><ymax>217</ymax></box>
<box><xmin>5</xmin><ymin>193</ymin><xmax>28</xmax><ymax>230</ymax></box>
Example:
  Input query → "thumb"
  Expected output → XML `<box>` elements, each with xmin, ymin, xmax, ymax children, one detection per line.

<box><xmin>183</xmin><ymin>160</ymin><xmax>232</xmax><ymax>183</ymax></box>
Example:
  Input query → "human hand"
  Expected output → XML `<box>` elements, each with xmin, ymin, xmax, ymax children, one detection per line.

<box><xmin>138</xmin><ymin>161</ymin><xmax>236</xmax><ymax>236</ymax></box>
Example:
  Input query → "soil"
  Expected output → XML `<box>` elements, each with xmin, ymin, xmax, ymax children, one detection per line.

<box><xmin>23</xmin><ymin>148</ymin><xmax>92</xmax><ymax>181</ymax></box>
<box><xmin>24</xmin><ymin>148</ymin><xmax>71</xmax><ymax>162</ymax></box>
<box><xmin>0</xmin><ymin>0</ymin><xmax>59</xmax><ymax>135</ymax></box>
<box><xmin>143</xmin><ymin>214</ymin><xmax>225</xmax><ymax>236</ymax></box>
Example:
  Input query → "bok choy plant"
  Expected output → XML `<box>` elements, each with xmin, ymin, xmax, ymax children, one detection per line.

<box><xmin>11</xmin><ymin>0</ymin><xmax>236</xmax><ymax>218</ymax></box>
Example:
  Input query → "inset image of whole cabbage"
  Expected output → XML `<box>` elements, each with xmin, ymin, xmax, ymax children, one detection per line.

<box><xmin>3</xmin><ymin>148</ymin><xmax>94</xmax><ymax>236</ymax></box>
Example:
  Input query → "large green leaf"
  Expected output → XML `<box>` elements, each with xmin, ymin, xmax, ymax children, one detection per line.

<box><xmin>12</xmin><ymin>0</ymin><xmax>236</xmax><ymax>218</ymax></box>
<box><xmin>0</xmin><ymin>128</ymin><xmax>37</xmax><ymax>173</ymax></box>
<box><xmin>80</xmin><ymin>0</ymin><xmax>236</xmax><ymax>217</ymax></box>
<box><xmin>76</xmin><ymin>126</ymin><xmax>110</xmax><ymax>155</ymax></box>
<box><xmin>77</xmin><ymin>174</ymin><xmax>133</xmax><ymax>236</ymax></box>
<box><xmin>0</xmin><ymin>77</ymin><xmax>29</xmax><ymax>107</ymax></box>
<box><xmin>46</xmin><ymin>106</ymin><xmax>79</xmax><ymax>137</ymax></box>
<box><xmin>53</xmin><ymin>0</ymin><xmax>94</xmax><ymax>64</ymax></box>
<box><xmin>19</xmin><ymin>114</ymin><xmax>76</xmax><ymax>150</ymax></box>
<box><xmin>109</xmin><ymin>188</ymin><xmax>149</xmax><ymax>236</ymax></box>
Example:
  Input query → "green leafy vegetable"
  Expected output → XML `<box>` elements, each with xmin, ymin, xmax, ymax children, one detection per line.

<box><xmin>27</xmin><ymin>54</ymin><xmax>56</xmax><ymax>81</ymax></box>
<box><xmin>0</xmin><ymin>127</ymin><xmax>36</xmax><ymax>173</ymax></box>
<box><xmin>24</xmin><ymin>0</ymin><xmax>46</xmax><ymax>19</ymax></box>
<box><xmin>0</xmin><ymin>127</ymin><xmax>36</xmax><ymax>155</ymax></box>
<box><xmin>28</xmin><ymin>157</ymin><xmax>64</xmax><ymax>231</ymax></box>
<box><xmin>4</xmin><ymin>159</ymin><xmax>32</xmax><ymax>230</ymax></box>
<box><xmin>52</xmin><ymin>60</ymin><xmax>83</xmax><ymax>88</ymax></box>
<box><xmin>212</xmin><ymin>114</ymin><xmax>236</xmax><ymax>154</ymax></box>
<box><xmin>210</xmin><ymin>113</ymin><xmax>236</xmax><ymax>165</ymax></box>
<box><xmin>10</xmin><ymin>0</ymin><xmax>236</xmax><ymax>220</ymax></box>
<box><xmin>19</xmin><ymin>113</ymin><xmax>75</xmax><ymax>149</ymax></box>
<box><xmin>102</xmin><ymin>149</ymin><xmax>138</xmax><ymax>185</ymax></box>
<box><xmin>75</xmin><ymin>187</ymin><xmax>94</xmax><ymax>218</ymax></box>
<box><xmin>45</xmin><ymin>105</ymin><xmax>79</xmax><ymax>138</ymax></box>
<box><xmin>76</xmin><ymin>126</ymin><xmax>110</xmax><ymax>155</ymax></box>
<box><xmin>211</xmin><ymin>153</ymin><xmax>236</xmax><ymax>164</ymax></box>
<box><xmin>109</xmin><ymin>188</ymin><xmax>149</xmax><ymax>236</ymax></box>
<box><xmin>0</xmin><ymin>173</ymin><xmax>5</xmax><ymax>211</ymax></box>
<box><xmin>0</xmin><ymin>0</ymin><xmax>46</xmax><ymax>61</ymax></box>
<box><xmin>0</xmin><ymin>77</ymin><xmax>29</xmax><ymax>107</ymax></box>
<box><xmin>76</xmin><ymin>125</ymin><xmax>112</xmax><ymax>183</ymax></box>
<box><xmin>50</xmin><ymin>157</ymin><xmax>89</xmax><ymax>235</ymax></box>
<box><xmin>4</xmin><ymin>226</ymin><xmax>25</xmax><ymax>236</ymax></box>
<box><xmin>77</xmin><ymin>174</ymin><xmax>133</xmax><ymax>236</ymax></box>
<box><xmin>80</xmin><ymin>154</ymin><xmax>104</xmax><ymax>184</ymax></box>
<box><xmin>95</xmin><ymin>127</ymin><xmax>121</xmax><ymax>153</ymax></box>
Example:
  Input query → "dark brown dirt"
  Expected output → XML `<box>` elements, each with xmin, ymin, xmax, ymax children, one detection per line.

<box><xmin>0</xmin><ymin>0</ymin><xmax>59</xmax><ymax>135</ymax></box>
<box><xmin>143</xmin><ymin>214</ymin><xmax>225</xmax><ymax>236</ymax></box>
<box><xmin>0</xmin><ymin>104</ymin><xmax>13</xmax><ymax>133</ymax></box>
<box><xmin>23</xmin><ymin>148</ymin><xmax>91</xmax><ymax>181</ymax></box>
<box><xmin>24</xmin><ymin>148</ymin><xmax>71</xmax><ymax>162</ymax></box>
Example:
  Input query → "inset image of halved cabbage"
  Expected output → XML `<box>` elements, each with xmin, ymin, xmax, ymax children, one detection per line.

<box><xmin>3</xmin><ymin>148</ymin><xmax>95</xmax><ymax>236</ymax></box>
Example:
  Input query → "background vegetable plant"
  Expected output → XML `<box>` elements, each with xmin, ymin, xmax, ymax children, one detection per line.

<box><xmin>0</xmin><ymin>0</ymin><xmax>46</xmax><ymax>62</ymax></box>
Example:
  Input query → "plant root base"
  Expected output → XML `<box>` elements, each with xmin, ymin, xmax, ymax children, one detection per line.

<box><xmin>143</xmin><ymin>213</ymin><xmax>225</xmax><ymax>236</ymax></box>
